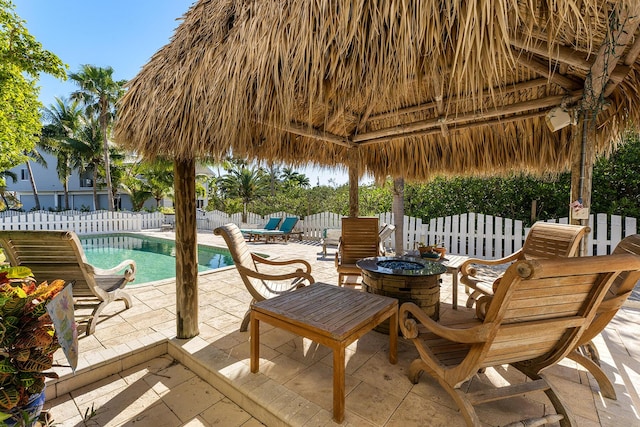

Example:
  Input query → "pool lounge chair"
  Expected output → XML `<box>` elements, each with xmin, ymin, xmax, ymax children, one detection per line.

<box><xmin>214</xmin><ymin>223</ymin><xmax>314</xmax><ymax>331</ymax></box>
<box><xmin>248</xmin><ymin>216</ymin><xmax>302</xmax><ymax>243</ymax></box>
<box><xmin>240</xmin><ymin>217</ymin><xmax>282</xmax><ymax>242</ymax></box>
<box><xmin>0</xmin><ymin>230</ymin><xmax>135</xmax><ymax>336</ymax></box>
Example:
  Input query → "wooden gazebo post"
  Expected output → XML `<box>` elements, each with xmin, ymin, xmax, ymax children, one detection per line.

<box><xmin>570</xmin><ymin>2</ymin><xmax>640</xmax><ymax>255</ymax></box>
<box><xmin>174</xmin><ymin>158</ymin><xmax>199</xmax><ymax>338</ymax></box>
<box><xmin>348</xmin><ymin>160</ymin><xmax>359</xmax><ymax>218</ymax></box>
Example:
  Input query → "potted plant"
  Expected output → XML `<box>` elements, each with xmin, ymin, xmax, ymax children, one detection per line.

<box><xmin>0</xmin><ymin>266</ymin><xmax>64</xmax><ymax>426</ymax></box>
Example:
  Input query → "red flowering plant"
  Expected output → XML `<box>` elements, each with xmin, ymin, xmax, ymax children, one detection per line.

<box><xmin>0</xmin><ymin>266</ymin><xmax>64</xmax><ymax>416</ymax></box>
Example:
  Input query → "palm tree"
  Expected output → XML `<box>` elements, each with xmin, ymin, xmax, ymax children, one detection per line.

<box><xmin>67</xmin><ymin>116</ymin><xmax>104</xmax><ymax>210</ymax></box>
<box><xmin>217</xmin><ymin>165</ymin><xmax>269</xmax><ymax>222</ymax></box>
<box><xmin>69</xmin><ymin>65</ymin><xmax>126</xmax><ymax>211</ymax></box>
<box><xmin>40</xmin><ymin>97</ymin><xmax>84</xmax><ymax>210</ymax></box>
<box><xmin>281</xmin><ymin>167</ymin><xmax>311</xmax><ymax>189</ymax></box>
<box><xmin>135</xmin><ymin>159</ymin><xmax>174</xmax><ymax>207</ymax></box>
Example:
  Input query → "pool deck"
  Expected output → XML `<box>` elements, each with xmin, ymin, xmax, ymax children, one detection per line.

<box><xmin>43</xmin><ymin>229</ymin><xmax>640</xmax><ymax>426</ymax></box>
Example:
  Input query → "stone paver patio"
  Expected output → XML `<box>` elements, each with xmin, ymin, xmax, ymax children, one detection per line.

<box><xmin>43</xmin><ymin>230</ymin><xmax>640</xmax><ymax>426</ymax></box>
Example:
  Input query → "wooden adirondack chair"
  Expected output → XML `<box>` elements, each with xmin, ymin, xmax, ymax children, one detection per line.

<box><xmin>461</xmin><ymin>222</ymin><xmax>590</xmax><ymax>316</ymax></box>
<box><xmin>566</xmin><ymin>234</ymin><xmax>640</xmax><ymax>399</ymax></box>
<box><xmin>214</xmin><ymin>223</ymin><xmax>315</xmax><ymax>331</ymax></box>
<box><xmin>335</xmin><ymin>217</ymin><xmax>379</xmax><ymax>286</ymax></box>
<box><xmin>400</xmin><ymin>253</ymin><xmax>640</xmax><ymax>426</ymax></box>
<box><xmin>0</xmin><ymin>230</ymin><xmax>135</xmax><ymax>335</ymax></box>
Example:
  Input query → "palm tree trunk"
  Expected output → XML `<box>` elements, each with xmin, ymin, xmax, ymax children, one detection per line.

<box><xmin>92</xmin><ymin>168</ymin><xmax>99</xmax><ymax>210</ymax></box>
<box><xmin>63</xmin><ymin>179</ymin><xmax>70</xmax><ymax>210</ymax></box>
<box><xmin>25</xmin><ymin>161</ymin><xmax>41</xmax><ymax>210</ymax></box>
<box><xmin>100</xmin><ymin>102</ymin><xmax>114</xmax><ymax>211</ymax></box>
<box><xmin>392</xmin><ymin>177</ymin><xmax>405</xmax><ymax>254</ymax></box>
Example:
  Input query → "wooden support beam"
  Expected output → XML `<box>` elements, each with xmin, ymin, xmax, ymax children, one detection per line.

<box><xmin>353</xmin><ymin>92</ymin><xmax>582</xmax><ymax>143</ymax></box>
<box><xmin>604</xmin><ymin>29</ymin><xmax>640</xmax><ymax>97</ymax></box>
<box><xmin>366</xmin><ymin>78</ymin><xmax>549</xmax><ymax>123</ymax></box>
<box><xmin>511</xmin><ymin>37</ymin><xmax>592</xmax><ymax>70</ymax></box>
<box><xmin>358</xmin><ymin>109</ymin><xmax>551</xmax><ymax>146</ymax></box>
<box><xmin>261</xmin><ymin>120</ymin><xmax>356</xmax><ymax>148</ymax></box>
<box><xmin>174</xmin><ymin>158</ymin><xmax>199</xmax><ymax>339</ymax></box>
<box><xmin>348</xmin><ymin>163</ymin><xmax>359</xmax><ymax>217</ymax></box>
<box><xmin>515</xmin><ymin>55</ymin><xmax>583</xmax><ymax>91</ymax></box>
<box><xmin>582</xmin><ymin>3</ymin><xmax>640</xmax><ymax>111</ymax></box>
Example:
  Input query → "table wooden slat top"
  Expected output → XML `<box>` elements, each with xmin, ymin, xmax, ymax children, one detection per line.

<box><xmin>252</xmin><ymin>282</ymin><xmax>397</xmax><ymax>341</ymax></box>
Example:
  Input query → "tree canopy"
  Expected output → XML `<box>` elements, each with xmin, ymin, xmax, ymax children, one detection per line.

<box><xmin>0</xmin><ymin>0</ymin><xmax>66</xmax><ymax>178</ymax></box>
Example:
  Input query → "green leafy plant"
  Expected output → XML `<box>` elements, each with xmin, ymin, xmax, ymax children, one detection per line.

<box><xmin>0</xmin><ymin>266</ymin><xmax>64</xmax><ymax>418</ymax></box>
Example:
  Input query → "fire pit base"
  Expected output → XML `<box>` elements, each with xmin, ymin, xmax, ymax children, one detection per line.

<box><xmin>357</xmin><ymin>257</ymin><xmax>446</xmax><ymax>334</ymax></box>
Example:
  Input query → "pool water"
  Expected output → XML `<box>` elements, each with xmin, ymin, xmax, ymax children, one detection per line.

<box><xmin>80</xmin><ymin>234</ymin><xmax>234</xmax><ymax>285</ymax></box>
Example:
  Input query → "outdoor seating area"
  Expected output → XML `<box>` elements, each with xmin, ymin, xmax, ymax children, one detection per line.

<box><xmin>40</xmin><ymin>231</ymin><xmax>640</xmax><ymax>426</ymax></box>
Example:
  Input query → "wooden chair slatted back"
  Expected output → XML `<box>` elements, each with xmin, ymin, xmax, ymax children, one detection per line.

<box><xmin>478</xmin><ymin>254</ymin><xmax>638</xmax><ymax>370</ymax></box>
<box><xmin>522</xmin><ymin>222</ymin><xmax>589</xmax><ymax>259</ymax></box>
<box><xmin>340</xmin><ymin>217</ymin><xmax>379</xmax><ymax>264</ymax></box>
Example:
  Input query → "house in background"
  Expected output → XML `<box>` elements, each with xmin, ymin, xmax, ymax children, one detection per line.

<box><xmin>5</xmin><ymin>151</ymin><xmax>154</xmax><ymax>211</ymax></box>
<box><xmin>6</xmin><ymin>152</ymin><xmax>213</xmax><ymax>212</ymax></box>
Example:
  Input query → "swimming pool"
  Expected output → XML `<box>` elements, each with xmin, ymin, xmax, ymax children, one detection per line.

<box><xmin>80</xmin><ymin>234</ymin><xmax>234</xmax><ymax>285</ymax></box>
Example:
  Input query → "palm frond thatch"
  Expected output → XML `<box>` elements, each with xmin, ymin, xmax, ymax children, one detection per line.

<box><xmin>115</xmin><ymin>0</ymin><xmax>640</xmax><ymax>181</ymax></box>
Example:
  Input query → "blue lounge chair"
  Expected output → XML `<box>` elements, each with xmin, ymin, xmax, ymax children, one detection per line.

<box><xmin>240</xmin><ymin>217</ymin><xmax>282</xmax><ymax>241</ymax></box>
<box><xmin>250</xmin><ymin>216</ymin><xmax>302</xmax><ymax>243</ymax></box>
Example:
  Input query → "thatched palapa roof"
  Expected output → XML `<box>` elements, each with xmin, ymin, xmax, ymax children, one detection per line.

<box><xmin>115</xmin><ymin>0</ymin><xmax>640</xmax><ymax>181</ymax></box>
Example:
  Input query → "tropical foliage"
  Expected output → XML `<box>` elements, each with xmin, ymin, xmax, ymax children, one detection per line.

<box><xmin>0</xmin><ymin>0</ymin><xmax>65</xmax><ymax>178</ymax></box>
<box><xmin>69</xmin><ymin>65</ymin><xmax>127</xmax><ymax>211</ymax></box>
<box><xmin>0</xmin><ymin>266</ymin><xmax>63</xmax><ymax>419</ymax></box>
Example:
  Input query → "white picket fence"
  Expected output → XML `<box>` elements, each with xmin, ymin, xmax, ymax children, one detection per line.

<box><xmin>301</xmin><ymin>211</ymin><xmax>638</xmax><ymax>258</ymax></box>
<box><xmin>0</xmin><ymin>209</ymin><xmax>636</xmax><ymax>258</ymax></box>
<box><xmin>0</xmin><ymin>210</ymin><xmax>165</xmax><ymax>234</ymax></box>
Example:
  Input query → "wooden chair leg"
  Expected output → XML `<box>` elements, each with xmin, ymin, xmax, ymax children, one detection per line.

<box><xmin>240</xmin><ymin>309</ymin><xmax>251</xmax><ymax>332</ymax></box>
<box><xmin>567</xmin><ymin>349</ymin><xmax>616</xmax><ymax>399</ymax></box>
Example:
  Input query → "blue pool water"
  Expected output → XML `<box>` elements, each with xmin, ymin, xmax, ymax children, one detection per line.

<box><xmin>80</xmin><ymin>234</ymin><xmax>234</xmax><ymax>285</ymax></box>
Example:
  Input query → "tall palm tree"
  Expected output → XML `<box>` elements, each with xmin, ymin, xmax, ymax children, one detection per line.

<box><xmin>67</xmin><ymin>116</ymin><xmax>104</xmax><ymax>210</ymax></box>
<box><xmin>69</xmin><ymin>65</ymin><xmax>126</xmax><ymax>211</ymax></box>
<box><xmin>217</xmin><ymin>165</ymin><xmax>269</xmax><ymax>222</ymax></box>
<box><xmin>281</xmin><ymin>167</ymin><xmax>311</xmax><ymax>189</ymax></box>
<box><xmin>40</xmin><ymin>97</ymin><xmax>83</xmax><ymax>210</ymax></box>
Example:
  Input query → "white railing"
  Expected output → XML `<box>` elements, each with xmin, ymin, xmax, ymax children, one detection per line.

<box><xmin>0</xmin><ymin>210</ymin><xmax>164</xmax><ymax>234</ymax></box>
<box><xmin>1</xmin><ymin>209</ymin><xmax>636</xmax><ymax>258</ymax></box>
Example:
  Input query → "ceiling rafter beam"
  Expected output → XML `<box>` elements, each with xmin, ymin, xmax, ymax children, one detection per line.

<box><xmin>511</xmin><ymin>37</ymin><xmax>592</xmax><ymax>70</ymax></box>
<box><xmin>365</xmin><ymin>77</ymin><xmax>550</xmax><ymax>124</ymax></box>
<box><xmin>515</xmin><ymin>55</ymin><xmax>583</xmax><ymax>91</ymax></box>
<box><xmin>358</xmin><ymin>110</ymin><xmax>552</xmax><ymax>147</ymax></box>
<box><xmin>582</xmin><ymin>3</ymin><xmax>640</xmax><ymax>111</ymax></box>
<box><xmin>261</xmin><ymin>121</ymin><xmax>356</xmax><ymax>148</ymax></box>
<box><xmin>353</xmin><ymin>92</ymin><xmax>582</xmax><ymax>143</ymax></box>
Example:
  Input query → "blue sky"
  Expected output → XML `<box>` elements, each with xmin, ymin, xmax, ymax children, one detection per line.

<box><xmin>15</xmin><ymin>1</ymin><xmax>350</xmax><ymax>186</ymax></box>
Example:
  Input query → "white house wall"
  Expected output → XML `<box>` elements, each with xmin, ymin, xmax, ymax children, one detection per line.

<box><xmin>5</xmin><ymin>151</ymin><xmax>141</xmax><ymax>211</ymax></box>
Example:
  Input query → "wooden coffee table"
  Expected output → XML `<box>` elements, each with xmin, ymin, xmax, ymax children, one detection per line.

<box><xmin>250</xmin><ymin>282</ymin><xmax>398</xmax><ymax>423</ymax></box>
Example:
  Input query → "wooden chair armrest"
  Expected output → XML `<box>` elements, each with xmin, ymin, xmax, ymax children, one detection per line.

<box><xmin>251</xmin><ymin>253</ymin><xmax>311</xmax><ymax>273</ymax></box>
<box><xmin>237</xmin><ymin>264</ymin><xmax>315</xmax><ymax>284</ymax></box>
<box><xmin>460</xmin><ymin>251</ymin><xmax>521</xmax><ymax>276</ymax></box>
<box><xmin>399</xmin><ymin>302</ymin><xmax>491</xmax><ymax>344</ymax></box>
<box><xmin>85</xmin><ymin>260</ymin><xmax>136</xmax><ymax>281</ymax></box>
